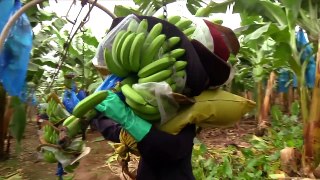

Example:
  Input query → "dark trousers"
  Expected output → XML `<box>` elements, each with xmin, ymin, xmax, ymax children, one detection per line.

<box><xmin>91</xmin><ymin>116</ymin><xmax>196</xmax><ymax>180</ymax></box>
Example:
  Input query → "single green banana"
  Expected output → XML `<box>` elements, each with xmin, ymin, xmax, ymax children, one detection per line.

<box><xmin>162</xmin><ymin>36</ymin><xmax>181</xmax><ymax>52</ymax></box>
<box><xmin>132</xmin><ymin>109</ymin><xmax>161</xmax><ymax>122</ymax></box>
<box><xmin>173</xmin><ymin>61</ymin><xmax>188</xmax><ymax>71</ymax></box>
<box><xmin>104</xmin><ymin>48</ymin><xmax>129</xmax><ymax>77</ymax></box>
<box><xmin>125</xmin><ymin>98</ymin><xmax>159</xmax><ymax>115</ymax></box>
<box><xmin>174</xmin><ymin>18</ymin><xmax>193</xmax><ymax>31</ymax></box>
<box><xmin>183</xmin><ymin>26</ymin><xmax>196</xmax><ymax>36</ymax></box>
<box><xmin>129</xmin><ymin>33</ymin><xmax>146</xmax><ymax>72</ymax></box>
<box><xmin>127</xmin><ymin>19</ymin><xmax>139</xmax><ymax>32</ymax></box>
<box><xmin>63</xmin><ymin>115</ymin><xmax>77</xmax><ymax>126</ymax></box>
<box><xmin>138</xmin><ymin>69</ymin><xmax>172</xmax><ymax>83</ymax></box>
<box><xmin>111</xmin><ymin>30</ymin><xmax>126</xmax><ymax>63</ymax></box>
<box><xmin>121</xmin><ymin>84</ymin><xmax>147</xmax><ymax>105</ymax></box>
<box><xmin>162</xmin><ymin>48</ymin><xmax>186</xmax><ymax>59</ymax></box>
<box><xmin>72</xmin><ymin>90</ymin><xmax>109</xmax><ymax>118</ymax></box>
<box><xmin>141</xmin><ymin>34</ymin><xmax>166</xmax><ymax>68</ymax></box>
<box><xmin>115</xmin><ymin>31</ymin><xmax>131</xmax><ymax>68</ymax></box>
<box><xmin>173</xmin><ymin>69</ymin><xmax>186</xmax><ymax>78</ymax></box>
<box><xmin>210</xmin><ymin>18</ymin><xmax>223</xmax><ymax>25</ymax></box>
<box><xmin>136</xmin><ymin>19</ymin><xmax>148</xmax><ymax>34</ymax></box>
<box><xmin>144</xmin><ymin>23</ymin><xmax>163</xmax><ymax>47</ymax></box>
<box><xmin>120</xmin><ymin>32</ymin><xmax>136</xmax><ymax>71</ymax></box>
<box><xmin>138</xmin><ymin>57</ymin><xmax>176</xmax><ymax>78</ymax></box>
<box><xmin>168</xmin><ymin>15</ymin><xmax>181</xmax><ymax>24</ymax></box>
<box><xmin>195</xmin><ymin>7</ymin><xmax>207</xmax><ymax>17</ymax></box>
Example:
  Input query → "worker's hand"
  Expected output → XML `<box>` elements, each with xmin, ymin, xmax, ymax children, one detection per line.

<box><xmin>95</xmin><ymin>90</ymin><xmax>128</xmax><ymax>125</ymax></box>
<box><xmin>95</xmin><ymin>90</ymin><xmax>152</xmax><ymax>142</ymax></box>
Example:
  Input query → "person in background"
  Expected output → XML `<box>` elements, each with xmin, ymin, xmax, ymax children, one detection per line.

<box><xmin>36</xmin><ymin>103</ymin><xmax>48</xmax><ymax>129</ymax></box>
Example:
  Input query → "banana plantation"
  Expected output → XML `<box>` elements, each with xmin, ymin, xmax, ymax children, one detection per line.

<box><xmin>0</xmin><ymin>0</ymin><xmax>319</xmax><ymax>179</ymax></box>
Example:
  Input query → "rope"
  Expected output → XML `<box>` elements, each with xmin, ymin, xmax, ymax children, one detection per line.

<box><xmin>115</xmin><ymin>129</ymin><xmax>139</xmax><ymax>179</ymax></box>
<box><xmin>46</xmin><ymin>0</ymin><xmax>97</xmax><ymax>92</ymax></box>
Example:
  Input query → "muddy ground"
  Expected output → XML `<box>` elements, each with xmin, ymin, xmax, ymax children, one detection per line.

<box><xmin>0</xmin><ymin>117</ymin><xmax>256</xmax><ymax>180</ymax></box>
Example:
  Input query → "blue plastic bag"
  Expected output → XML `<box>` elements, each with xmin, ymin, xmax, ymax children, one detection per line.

<box><xmin>0</xmin><ymin>0</ymin><xmax>14</xmax><ymax>32</ymax></box>
<box><xmin>63</xmin><ymin>89</ymin><xmax>80</xmax><ymax>114</ymax></box>
<box><xmin>296</xmin><ymin>28</ymin><xmax>316</xmax><ymax>88</ymax></box>
<box><xmin>0</xmin><ymin>0</ymin><xmax>33</xmax><ymax>96</ymax></box>
<box><xmin>277</xmin><ymin>69</ymin><xmax>290</xmax><ymax>93</ymax></box>
<box><xmin>19</xmin><ymin>83</ymin><xmax>37</xmax><ymax>105</ymax></box>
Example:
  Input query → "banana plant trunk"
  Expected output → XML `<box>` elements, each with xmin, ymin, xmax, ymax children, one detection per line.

<box><xmin>303</xmin><ymin>38</ymin><xmax>320</xmax><ymax>175</ymax></box>
<box><xmin>256</xmin><ymin>81</ymin><xmax>263</xmax><ymax>121</ymax></box>
<box><xmin>0</xmin><ymin>85</ymin><xmax>6</xmax><ymax>159</ymax></box>
<box><xmin>288</xmin><ymin>84</ymin><xmax>294</xmax><ymax>113</ymax></box>
<box><xmin>259</xmin><ymin>72</ymin><xmax>276</xmax><ymax>125</ymax></box>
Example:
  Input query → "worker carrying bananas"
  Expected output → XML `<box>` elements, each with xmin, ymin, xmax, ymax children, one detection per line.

<box><xmin>92</xmin><ymin>91</ymin><xmax>196</xmax><ymax>180</ymax></box>
<box><xmin>89</xmin><ymin>14</ymin><xmax>245</xmax><ymax>180</ymax></box>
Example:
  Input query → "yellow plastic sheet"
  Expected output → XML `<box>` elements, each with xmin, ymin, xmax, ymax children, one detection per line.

<box><xmin>159</xmin><ymin>89</ymin><xmax>256</xmax><ymax>134</ymax></box>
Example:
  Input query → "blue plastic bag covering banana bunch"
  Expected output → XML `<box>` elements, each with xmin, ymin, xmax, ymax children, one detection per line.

<box><xmin>278</xmin><ymin>28</ymin><xmax>316</xmax><ymax>90</ymax></box>
<box><xmin>277</xmin><ymin>69</ymin><xmax>291</xmax><ymax>93</ymax></box>
<box><xmin>0</xmin><ymin>0</ymin><xmax>33</xmax><ymax>96</ymax></box>
<box><xmin>47</xmin><ymin>93</ymin><xmax>70</xmax><ymax>124</ymax></box>
<box><xmin>296</xmin><ymin>28</ymin><xmax>316</xmax><ymax>88</ymax></box>
<box><xmin>0</xmin><ymin>0</ymin><xmax>14</xmax><ymax>31</ymax></box>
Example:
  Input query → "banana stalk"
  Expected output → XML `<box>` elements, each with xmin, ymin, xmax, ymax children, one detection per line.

<box><xmin>310</xmin><ymin>39</ymin><xmax>320</xmax><ymax>165</ymax></box>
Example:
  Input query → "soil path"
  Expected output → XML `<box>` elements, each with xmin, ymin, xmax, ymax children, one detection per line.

<box><xmin>0</xmin><ymin>117</ymin><xmax>256</xmax><ymax>179</ymax></box>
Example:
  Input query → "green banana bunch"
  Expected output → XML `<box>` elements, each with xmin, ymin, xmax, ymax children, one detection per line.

<box><xmin>103</xmin><ymin>18</ymin><xmax>193</xmax><ymax>120</ymax></box>
<box><xmin>42</xmin><ymin>150</ymin><xmax>57</xmax><ymax>163</ymax></box>
<box><xmin>43</xmin><ymin>125</ymin><xmax>59</xmax><ymax>144</ymax></box>
<box><xmin>46</xmin><ymin>96</ymin><xmax>70</xmax><ymax>124</ymax></box>
<box><xmin>107</xmin><ymin>18</ymin><xmax>190</xmax><ymax>78</ymax></box>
